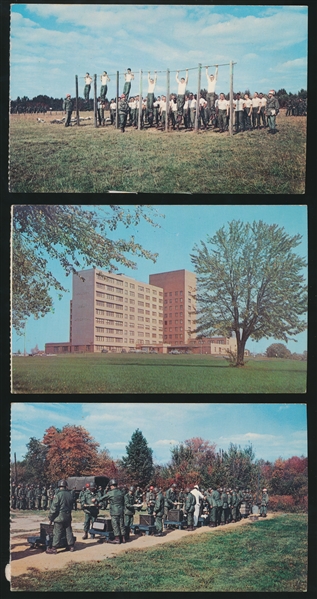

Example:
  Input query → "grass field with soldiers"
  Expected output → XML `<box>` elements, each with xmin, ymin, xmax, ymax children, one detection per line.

<box><xmin>9</xmin><ymin>110</ymin><xmax>306</xmax><ymax>193</ymax></box>
<box><xmin>11</xmin><ymin>353</ymin><xmax>307</xmax><ymax>394</ymax></box>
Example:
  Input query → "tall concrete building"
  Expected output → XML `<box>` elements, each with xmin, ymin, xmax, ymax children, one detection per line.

<box><xmin>46</xmin><ymin>268</ymin><xmax>164</xmax><ymax>353</ymax></box>
<box><xmin>149</xmin><ymin>269</ymin><xmax>196</xmax><ymax>346</ymax></box>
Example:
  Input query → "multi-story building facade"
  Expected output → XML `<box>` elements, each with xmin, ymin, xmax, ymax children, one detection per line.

<box><xmin>45</xmin><ymin>268</ymin><xmax>164</xmax><ymax>353</ymax></box>
<box><xmin>149</xmin><ymin>269</ymin><xmax>196</xmax><ymax>347</ymax></box>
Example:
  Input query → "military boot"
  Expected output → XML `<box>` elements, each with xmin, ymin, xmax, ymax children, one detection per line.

<box><xmin>121</xmin><ymin>536</ymin><xmax>126</xmax><ymax>543</ymax></box>
<box><xmin>82</xmin><ymin>532</ymin><xmax>88</xmax><ymax>539</ymax></box>
<box><xmin>108</xmin><ymin>536</ymin><xmax>121</xmax><ymax>544</ymax></box>
<box><xmin>46</xmin><ymin>547</ymin><xmax>57</xmax><ymax>554</ymax></box>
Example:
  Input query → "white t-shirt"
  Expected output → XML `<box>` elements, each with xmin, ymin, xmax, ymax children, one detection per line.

<box><xmin>170</xmin><ymin>100</ymin><xmax>177</xmax><ymax>112</ymax></box>
<box><xmin>259</xmin><ymin>97</ymin><xmax>267</xmax><ymax>108</ymax></box>
<box><xmin>147</xmin><ymin>75</ymin><xmax>157</xmax><ymax>93</ymax></box>
<box><xmin>176</xmin><ymin>74</ymin><xmax>188</xmax><ymax>95</ymax></box>
<box><xmin>217</xmin><ymin>98</ymin><xmax>229</xmax><ymax>110</ymax></box>
<box><xmin>243</xmin><ymin>98</ymin><xmax>252</xmax><ymax>109</ymax></box>
<box><xmin>234</xmin><ymin>98</ymin><xmax>244</xmax><ymax>111</ymax></box>
<box><xmin>160</xmin><ymin>100</ymin><xmax>166</xmax><ymax>112</ymax></box>
<box><xmin>190</xmin><ymin>98</ymin><xmax>197</xmax><ymax>109</ymax></box>
<box><xmin>130</xmin><ymin>100</ymin><xmax>136</xmax><ymax>109</ymax></box>
<box><xmin>110</xmin><ymin>102</ymin><xmax>116</xmax><ymax>110</ymax></box>
<box><xmin>206</xmin><ymin>68</ymin><xmax>218</xmax><ymax>93</ymax></box>
<box><xmin>252</xmin><ymin>97</ymin><xmax>261</xmax><ymax>108</ymax></box>
<box><xmin>184</xmin><ymin>100</ymin><xmax>189</xmax><ymax>110</ymax></box>
<box><xmin>199</xmin><ymin>97</ymin><xmax>207</xmax><ymax>107</ymax></box>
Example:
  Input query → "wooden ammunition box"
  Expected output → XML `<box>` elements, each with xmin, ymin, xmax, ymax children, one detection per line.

<box><xmin>40</xmin><ymin>523</ymin><xmax>54</xmax><ymax>540</ymax></box>
<box><xmin>139</xmin><ymin>514</ymin><xmax>155</xmax><ymax>526</ymax></box>
<box><xmin>167</xmin><ymin>509</ymin><xmax>183</xmax><ymax>522</ymax></box>
<box><xmin>92</xmin><ymin>517</ymin><xmax>113</xmax><ymax>532</ymax></box>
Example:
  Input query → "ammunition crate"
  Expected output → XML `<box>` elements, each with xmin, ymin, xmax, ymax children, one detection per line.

<box><xmin>167</xmin><ymin>509</ymin><xmax>183</xmax><ymax>522</ymax></box>
<box><xmin>139</xmin><ymin>514</ymin><xmax>155</xmax><ymax>526</ymax></box>
<box><xmin>92</xmin><ymin>518</ymin><xmax>113</xmax><ymax>532</ymax></box>
<box><xmin>40</xmin><ymin>522</ymin><xmax>66</xmax><ymax>548</ymax></box>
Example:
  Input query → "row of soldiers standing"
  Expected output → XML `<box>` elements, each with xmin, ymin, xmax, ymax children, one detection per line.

<box><xmin>11</xmin><ymin>483</ymin><xmax>55</xmax><ymax>510</ymax></box>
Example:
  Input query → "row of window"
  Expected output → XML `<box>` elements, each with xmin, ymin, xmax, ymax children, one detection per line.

<box><xmin>164</xmin><ymin>334</ymin><xmax>183</xmax><ymax>339</ymax></box>
<box><xmin>164</xmin><ymin>290</ymin><xmax>183</xmax><ymax>296</ymax></box>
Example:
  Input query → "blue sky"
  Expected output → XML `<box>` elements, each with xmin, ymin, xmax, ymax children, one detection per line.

<box><xmin>10</xmin><ymin>402</ymin><xmax>307</xmax><ymax>464</ymax></box>
<box><xmin>10</xmin><ymin>5</ymin><xmax>308</xmax><ymax>99</ymax></box>
<box><xmin>11</xmin><ymin>204</ymin><xmax>308</xmax><ymax>355</ymax></box>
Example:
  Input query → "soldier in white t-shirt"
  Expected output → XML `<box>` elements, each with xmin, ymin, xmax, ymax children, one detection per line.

<box><xmin>189</xmin><ymin>93</ymin><xmax>197</xmax><ymax>129</ymax></box>
<box><xmin>100</xmin><ymin>72</ymin><xmax>110</xmax><ymax>101</ymax></box>
<box><xmin>123</xmin><ymin>68</ymin><xmax>134</xmax><ymax>99</ymax></box>
<box><xmin>233</xmin><ymin>93</ymin><xmax>244</xmax><ymax>133</ymax></box>
<box><xmin>205</xmin><ymin>65</ymin><xmax>218</xmax><ymax>124</ymax></box>
<box><xmin>176</xmin><ymin>70</ymin><xmax>189</xmax><ymax>123</ymax></box>
<box><xmin>153</xmin><ymin>97</ymin><xmax>161</xmax><ymax>127</ymax></box>
<box><xmin>243</xmin><ymin>93</ymin><xmax>252</xmax><ymax>130</ymax></box>
<box><xmin>216</xmin><ymin>93</ymin><xmax>229</xmax><ymax>132</ymax></box>
<box><xmin>251</xmin><ymin>92</ymin><xmax>261</xmax><ymax>129</ymax></box>
<box><xmin>83</xmin><ymin>73</ymin><xmax>92</xmax><ymax>102</ymax></box>
<box><xmin>146</xmin><ymin>72</ymin><xmax>157</xmax><ymax>126</ymax></box>
<box><xmin>159</xmin><ymin>96</ymin><xmax>167</xmax><ymax>129</ymax></box>
<box><xmin>109</xmin><ymin>99</ymin><xmax>116</xmax><ymax>125</ymax></box>
<box><xmin>259</xmin><ymin>93</ymin><xmax>267</xmax><ymax>128</ymax></box>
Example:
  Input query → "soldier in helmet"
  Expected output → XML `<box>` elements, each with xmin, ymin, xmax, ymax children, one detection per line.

<box><xmin>124</xmin><ymin>486</ymin><xmax>137</xmax><ymax>541</ymax></box>
<box><xmin>260</xmin><ymin>488</ymin><xmax>269</xmax><ymax>517</ymax></box>
<box><xmin>147</xmin><ymin>486</ymin><xmax>156</xmax><ymax>514</ymax></box>
<box><xmin>184</xmin><ymin>487</ymin><xmax>196</xmax><ymax>531</ymax></box>
<box><xmin>153</xmin><ymin>487</ymin><xmax>165</xmax><ymax>536</ymax></box>
<box><xmin>98</xmin><ymin>479</ymin><xmax>125</xmax><ymax>544</ymax></box>
<box><xmin>35</xmin><ymin>484</ymin><xmax>42</xmax><ymax>510</ymax></box>
<box><xmin>46</xmin><ymin>479</ymin><xmax>75</xmax><ymax>554</ymax></box>
<box><xmin>81</xmin><ymin>482</ymin><xmax>99</xmax><ymax>539</ymax></box>
<box><xmin>164</xmin><ymin>483</ymin><xmax>178</xmax><ymax>520</ymax></box>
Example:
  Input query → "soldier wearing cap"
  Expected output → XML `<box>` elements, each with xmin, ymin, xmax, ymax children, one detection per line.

<box><xmin>63</xmin><ymin>94</ymin><xmax>73</xmax><ymax>127</ymax></box>
<box><xmin>81</xmin><ymin>482</ymin><xmax>99</xmax><ymax>539</ymax></box>
<box><xmin>98</xmin><ymin>479</ymin><xmax>125</xmax><ymax>544</ymax></box>
<box><xmin>265</xmin><ymin>90</ymin><xmax>279</xmax><ymax>134</ymax></box>
<box><xmin>46</xmin><ymin>479</ymin><xmax>75</xmax><ymax>554</ymax></box>
<box><xmin>153</xmin><ymin>487</ymin><xmax>165</xmax><ymax>536</ymax></box>
<box><xmin>260</xmin><ymin>488</ymin><xmax>269</xmax><ymax>517</ymax></box>
<box><xmin>164</xmin><ymin>483</ymin><xmax>178</xmax><ymax>520</ymax></box>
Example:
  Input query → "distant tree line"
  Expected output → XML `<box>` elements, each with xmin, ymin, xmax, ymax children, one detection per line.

<box><xmin>266</xmin><ymin>344</ymin><xmax>307</xmax><ymax>360</ymax></box>
<box><xmin>11</xmin><ymin>426</ymin><xmax>307</xmax><ymax>512</ymax></box>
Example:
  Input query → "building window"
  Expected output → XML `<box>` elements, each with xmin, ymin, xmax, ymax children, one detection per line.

<box><xmin>138</xmin><ymin>293</ymin><xmax>144</xmax><ymax>299</ymax></box>
<box><xmin>175</xmin><ymin>291</ymin><xmax>178</xmax><ymax>295</ymax></box>
<box><xmin>130</xmin><ymin>291</ymin><xmax>135</xmax><ymax>297</ymax></box>
<box><xmin>164</xmin><ymin>300</ymin><xmax>168</xmax><ymax>304</ymax></box>
<box><xmin>138</xmin><ymin>308</ymin><xmax>144</xmax><ymax>314</ymax></box>
<box><xmin>180</xmin><ymin>291</ymin><xmax>183</xmax><ymax>295</ymax></box>
<box><xmin>138</xmin><ymin>316</ymin><xmax>144</xmax><ymax>322</ymax></box>
<box><xmin>138</xmin><ymin>301</ymin><xmax>144</xmax><ymax>307</ymax></box>
<box><xmin>175</xmin><ymin>320</ymin><xmax>178</xmax><ymax>324</ymax></box>
<box><xmin>153</xmin><ymin>290</ymin><xmax>157</xmax><ymax>295</ymax></box>
<box><xmin>169</xmin><ymin>299</ymin><xmax>172</xmax><ymax>303</ymax></box>
<box><xmin>175</xmin><ymin>334</ymin><xmax>178</xmax><ymax>339</ymax></box>
<box><xmin>130</xmin><ymin>283</ymin><xmax>135</xmax><ymax>289</ymax></box>
<box><xmin>175</xmin><ymin>327</ymin><xmax>178</xmax><ymax>332</ymax></box>
<box><xmin>138</xmin><ymin>286</ymin><xmax>144</xmax><ymax>292</ymax></box>
<box><xmin>152</xmin><ymin>311</ymin><xmax>157</xmax><ymax>316</ymax></box>
<box><xmin>165</xmin><ymin>320</ymin><xmax>167</xmax><ymax>325</ymax></box>
<box><xmin>180</xmin><ymin>298</ymin><xmax>183</xmax><ymax>303</ymax></box>
<box><xmin>130</xmin><ymin>299</ymin><xmax>135</xmax><ymax>305</ymax></box>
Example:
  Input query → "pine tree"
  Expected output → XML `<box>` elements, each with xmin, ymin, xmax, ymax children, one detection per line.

<box><xmin>120</xmin><ymin>429</ymin><xmax>154</xmax><ymax>487</ymax></box>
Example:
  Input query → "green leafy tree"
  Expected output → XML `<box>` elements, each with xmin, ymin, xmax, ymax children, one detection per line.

<box><xmin>120</xmin><ymin>429</ymin><xmax>154</xmax><ymax>487</ymax></box>
<box><xmin>266</xmin><ymin>343</ymin><xmax>292</xmax><ymax>358</ymax></box>
<box><xmin>12</xmin><ymin>205</ymin><xmax>163</xmax><ymax>333</ymax></box>
<box><xmin>22</xmin><ymin>437</ymin><xmax>49</xmax><ymax>485</ymax></box>
<box><xmin>191</xmin><ymin>220</ymin><xmax>307</xmax><ymax>366</ymax></box>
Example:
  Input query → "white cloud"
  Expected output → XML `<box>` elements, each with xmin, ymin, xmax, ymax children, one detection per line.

<box><xmin>153</xmin><ymin>439</ymin><xmax>180</xmax><ymax>447</ymax></box>
<box><xmin>219</xmin><ymin>432</ymin><xmax>283</xmax><ymax>443</ymax></box>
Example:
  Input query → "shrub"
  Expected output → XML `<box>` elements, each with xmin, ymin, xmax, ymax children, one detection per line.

<box><xmin>269</xmin><ymin>494</ymin><xmax>307</xmax><ymax>513</ymax></box>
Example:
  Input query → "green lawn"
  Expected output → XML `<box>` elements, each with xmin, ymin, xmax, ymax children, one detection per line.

<box><xmin>11</xmin><ymin>514</ymin><xmax>307</xmax><ymax>592</ymax></box>
<box><xmin>12</xmin><ymin>353</ymin><xmax>307</xmax><ymax>394</ymax></box>
<box><xmin>9</xmin><ymin>111</ymin><xmax>306</xmax><ymax>193</ymax></box>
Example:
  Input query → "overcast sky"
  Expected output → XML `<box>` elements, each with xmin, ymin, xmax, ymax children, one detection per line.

<box><xmin>11</xmin><ymin>204</ymin><xmax>307</xmax><ymax>355</ymax></box>
<box><xmin>11</xmin><ymin>402</ymin><xmax>307</xmax><ymax>465</ymax></box>
<box><xmin>10</xmin><ymin>5</ymin><xmax>308</xmax><ymax>100</ymax></box>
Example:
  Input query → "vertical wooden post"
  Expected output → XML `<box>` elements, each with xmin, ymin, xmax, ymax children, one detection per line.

<box><xmin>229</xmin><ymin>60</ymin><xmax>233</xmax><ymax>136</ymax></box>
<box><xmin>14</xmin><ymin>452</ymin><xmax>18</xmax><ymax>484</ymax></box>
<box><xmin>94</xmin><ymin>74</ymin><xmax>97</xmax><ymax>127</ymax></box>
<box><xmin>166</xmin><ymin>69</ymin><xmax>170</xmax><ymax>132</ymax></box>
<box><xmin>138</xmin><ymin>69</ymin><xmax>142</xmax><ymax>130</ymax></box>
<box><xmin>115</xmin><ymin>71</ymin><xmax>119</xmax><ymax>129</ymax></box>
<box><xmin>75</xmin><ymin>75</ymin><xmax>79</xmax><ymax>125</ymax></box>
<box><xmin>195</xmin><ymin>63</ymin><xmax>202</xmax><ymax>131</ymax></box>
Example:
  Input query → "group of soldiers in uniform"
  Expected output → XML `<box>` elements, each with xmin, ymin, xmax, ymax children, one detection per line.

<box><xmin>285</xmin><ymin>98</ymin><xmax>307</xmax><ymax>116</ymax></box>
<box><xmin>11</xmin><ymin>482</ymin><xmax>55</xmax><ymax>511</ymax></box>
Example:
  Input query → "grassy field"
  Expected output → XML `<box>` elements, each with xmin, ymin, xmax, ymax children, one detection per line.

<box><xmin>11</xmin><ymin>353</ymin><xmax>307</xmax><ymax>394</ymax></box>
<box><xmin>9</xmin><ymin>110</ymin><xmax>306</xmax><ymax>193</ymax></box>
<box><xmin>11</xmin><ymin>514</ymin><xmax>307</xmax><ymax>592</ymax></box>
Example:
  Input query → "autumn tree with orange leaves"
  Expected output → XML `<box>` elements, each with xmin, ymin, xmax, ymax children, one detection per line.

<box><xmin>42</xmin><ymin>425</ymin><xmax>101</xmax><ymax>480</ymax></box>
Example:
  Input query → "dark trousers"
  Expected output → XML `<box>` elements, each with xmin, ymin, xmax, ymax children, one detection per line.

<box><xmin>119</xmin><ymin>112</ymin><xmax>127</xmax><ymax>130</ymax></box>
<box><xmin>84</xmin><ymin>84</ymin><xmax>91</xmax><ymax>101</ymax></box>
<box><xmin>259</xmin><ymin>107</ymin><xmax>266</xmax><ymax>127</ymax></box>
<box><xmin>100</xmin><ymin>85</ymin><xmax>107</xmax><ymax>101</ymax></box>
<box><xmin>207</xmin><ymin>92</ymin><xmax>215</xmax><ymax>122</ymax></box>
<box><xmin>123</xmin><ymin>82</ymin><xmax>131</xmax><ymax>99</ymax></box>
<box><xmin>234</xmin><ymin>110</ymin><xmax>243</xmax><ymax>131</ymax></box>
<box><xmin>52</xmin><ymin>519</ymin><xmax>74</xmax><ymax>548</ymax></box>
<box><xmin>252</xmin><ymin>107</ymin><xmax>260</xmax><ymax>128</ymax></box>
<box><xmin>177</xmin><ymin>94</ymin><xmax>185</xmax><ymax>116</ymax></box>
<box><xmin>65</xmin><ymin>111</ymin><xmax>72</xmax><ymax>127</ymax></box>
<box><xmin>147</xmin><ymin>93</ymin><xmax>154</xmax><ymax>113</ymax></box>
<box><xmin>243</xmin><ymin>108</ymin><xmax>251</xmax><ymax>130</ymax></box>
<box><xmin>218</xmin><ymin>109</ymin><xmax>227</xmax><ymax>130</ymax></box>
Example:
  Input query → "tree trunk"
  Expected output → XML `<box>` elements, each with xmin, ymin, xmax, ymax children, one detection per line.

<box><xmin>236</xmin><ymin>338</ymin><xmax>246</xmax><ymax>366</ymax></box>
